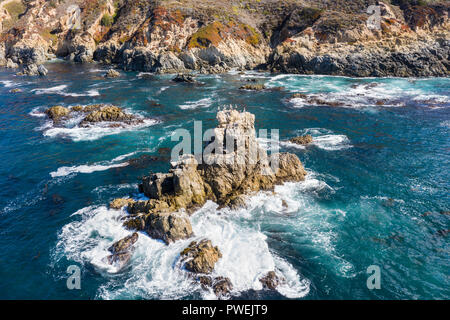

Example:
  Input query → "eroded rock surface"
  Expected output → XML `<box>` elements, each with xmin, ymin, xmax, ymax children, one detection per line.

<box><xmin>106</xmin><ymin>232</ymin><xmax>139</xmax><ymax>270</ymax></box>
<box><xmin>290</xmin><ymin>135</ymin><xmax>313</xmax><ymax>145</ymax></box>
<box><xmin>180</xmin><ymin>239</ymin><xmax>222</xmax><ymax>274</ymax></box>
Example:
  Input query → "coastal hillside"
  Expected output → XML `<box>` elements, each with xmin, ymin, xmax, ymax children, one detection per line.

<box><xmin>0</xmin><ymin>0</ymin><xmax>448</xmax><ymax>76</ymax></box>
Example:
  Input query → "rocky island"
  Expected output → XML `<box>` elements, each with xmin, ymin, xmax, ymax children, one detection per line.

<box><xmin>0</xmin><ymin>0</ymin><xmax>448</xmax><ymax>77</ymax></box>
<box><xmin>106</xmin><ymin>108</ymin><xmax>306</xmax><ymax>297</ymax></box>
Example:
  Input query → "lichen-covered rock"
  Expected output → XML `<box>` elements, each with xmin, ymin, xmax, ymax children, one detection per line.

<box><xmin>109</xmin><ymin>198</ymin><xmax>135</xmax><ymax>209</ymax></box>
<box><xmin>259</xmin><ymin>271</ymin><xmax>284</xmax><ymax>290</ymax></box>
<box><xmin>82</xmin><ymin>106</ymin><xmax>137</xmax><ymax>123</ymax></box>
<box><xmin>290</xmin><ymin>135</ymin><xmax>313</xmax><ymax>145</ymax></box>
<box><xmin>146</xmin><ymin>211</ymin><xmax>193</xmax><ymax>244</ymax></box>
<box><xmin>180</xmin><ymin>239</ymin><xmax>222</xmax><ymax>274</ymax></box>
<box><xmin>45</xmin><ymin>106</ymin><xmax>70</xmax><ymax>121</ymax></box>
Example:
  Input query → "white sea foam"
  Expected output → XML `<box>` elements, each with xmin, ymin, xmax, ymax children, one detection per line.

<box><xmin>0</xmin><ymin>80</ymin><xmax>15</xmax><ymax>88</ymax></box>
<box><xmin>51</xmin><ymin>165</ymin><xmax>358</xmax><ymax>299</ymax></box>
<box><xmin>31</xmin><ymin>85</ymin><xmax>100</xmax><ymax>97</ymax></box>
<box><xmin>53</xmin><ymin>198</ymin><xmax>311</xmax><ymax>299</ymax></box>
<box><xmin>49</xmin><ymin>151</ymin><xmax>143</xmax><ymax>178</ymax></box>
<box><xmin>50</xmin><ymin>162</ymin><xmax>129</xmax><ymax>178</ymax></box>
<box><xmin>313</xmin><ymin>134</ymin><xmax>352</xmax><ymax>151</ymax></box>
<box><xmin>260</xmin><ymin>128</ymin><xmax>352</xmax><ymax>151</ymax></box>
<box><xmin>179</xmin><ymin>97</ymin><xmax>213</xmax><ymax>110</ymax></box>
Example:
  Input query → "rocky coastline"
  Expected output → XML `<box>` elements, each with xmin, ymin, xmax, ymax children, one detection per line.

<box><xmin>0</xmin><ymin>0</ymin><xmax>448</xmax><ymax>77</ymax></box>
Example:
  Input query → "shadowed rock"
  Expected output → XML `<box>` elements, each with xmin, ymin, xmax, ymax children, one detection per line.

<box><xmin>106</xmin><ymin>232</ymin><xmax>139</xmax><ymax>271</ymax></box>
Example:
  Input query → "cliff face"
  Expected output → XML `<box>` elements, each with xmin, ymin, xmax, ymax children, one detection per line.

<box><xmin>0</xmin><ymin>0</ymin><xmax>448</xmax><ymax>76</ymax></box>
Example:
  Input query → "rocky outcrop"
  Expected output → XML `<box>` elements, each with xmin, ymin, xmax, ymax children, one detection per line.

<box><xmin>172</xmin><ymin>73</ymin><xmax>198</xmax><ymax>84</ymax></box>
<box><xmin>1</xmin><ymin>1</ymin><xmax>447</xmax><ymax>77</ymax></box>
<box><xmin>45</xmin><ymin>105</ymin><xmax>70</xmax><ymax>121</ymax></box>
<box><xmin>290</xmin><ymin>135</ymin><xmax>313</xmax><ymax>145</ymax></box>
<box><xmin>198</xmin><ymin>276</ymin><xmax>233</xmax><ymax>298</ymax></box>
<box><xmin>136</xmin><ymin>108</ymin><xmax>307</xmax><ymax>212</ymax></box>
<box><xmin>82</xmin><ymin>105</ymin><xmax>137</xmax><ymax>124</ymax></box>
<box><xmin>146</xmin><ymin>211</ymin><xmax>193</xmax><ymax>244</ymax></box>
<box><xmin>104</xmin><ymin>69</ymin><xmax>120</xmax><ymax>78</ymax></box>
<box><xmin>44</xmin><ymin>104</ymin><xmax>143</xmax><ymax>127</ymax></box>
<box><xmin>259</xmin><ymin>271</ymin><xmax>285</xmax><ymax>290</ymax></box>
<box><xmin>239</xmin><ymin>84</ymin><xmax>266</xmax><ymax>91</ymax></box>
<box><xmin>99</xmin><ymin>108</ymin><xmax>306</xmax><ymax>295</ymax></box>
<box><xmin>180</xmin><ymin>239</ymin><xmax>222</xmax><ymax>274</ymax></box>
<box><xmin>109</xmin><ymin>198</ymin><xmax>135</xmax><ymax>209</ymax></box>
<box><xmin>106</xmin><ymin>232</ymin><xmax>138</xmax><ymax>270</ymax></box>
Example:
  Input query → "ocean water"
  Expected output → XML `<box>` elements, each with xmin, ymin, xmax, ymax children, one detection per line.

<box><xmin>0</xmin><ymin>61</ymin><xmax>448</xmax><ymax>300</ymax></box>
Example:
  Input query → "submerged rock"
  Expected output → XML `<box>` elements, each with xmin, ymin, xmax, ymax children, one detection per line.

<box><xmin>180</xmin><ymin>239</ymin><xmax>222</xmax><ymax>274</ymax></box>
<box><xmin>290</xmin><ymin>135</ymin><xmax>313</xmax><ymax>145</ymax></box>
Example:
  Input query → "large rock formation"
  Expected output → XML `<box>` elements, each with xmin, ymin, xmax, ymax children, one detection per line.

<box><xmin>0</xmin><ymin>1</ymin><xmax>447</xmax><ymax>77</ymax></box>
<box><xmin>114</xmin><ymin>108</ymin><xmax>306</xmax><ymax>245</ymax></box>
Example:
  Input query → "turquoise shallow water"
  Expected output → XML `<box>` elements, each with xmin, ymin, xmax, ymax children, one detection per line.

<box><xmin>0</xmin><ymin>61</ymin><xmax>449</xmax><ymax>299</ymax></box>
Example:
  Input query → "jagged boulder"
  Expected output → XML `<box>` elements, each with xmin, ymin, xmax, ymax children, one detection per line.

<box><xmin>290</xmin><ymin>135</ymin><xmax>313</xmax><ymax>145</ymax></box>
<box><xmin>106</xmin><ymin>232</ymin><xmax>139</xmax><ymax>270</ymax></box>
<box><xmin>45</xmin><ymin>106</ymin><xmax>70</xmax><ymax>121</ymax></box>
<box><xmin>259</xmin><ymin>271</ymin><xmax>284</xmax><ymax>290</ymax></box>
<box><xmin>180</xmin><ymin>239</ymin><xmax>222</xmax><ymax>274</ymax></box>
<box><xmin>146</xmin><ymin>211</ymin><xmax>193</xmax><ymax>244</ymax></box>
<box><xmin>104</xmin><ymin>69</ymin><xmax>120</xmax><ymax>78</ymax></box>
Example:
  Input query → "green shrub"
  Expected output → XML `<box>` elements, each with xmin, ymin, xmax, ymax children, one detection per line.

<box><xmin>101</xmin><ymin>13</ymin><xmax>114</xmax><ymax>27</ymax></box>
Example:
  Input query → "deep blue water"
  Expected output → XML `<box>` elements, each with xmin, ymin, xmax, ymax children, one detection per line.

<box><xmin>0</xmin><ymin>61</ymin><xmax>448</xmax><ymax>299</ymax></box>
